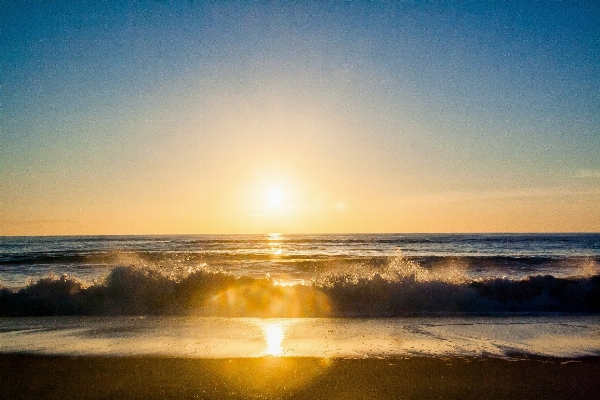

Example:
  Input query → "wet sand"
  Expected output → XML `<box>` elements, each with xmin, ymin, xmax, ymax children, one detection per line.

<box><xmin>2</xmin><ymin>355</ymin><xmax>600</xmax><ymax>399</ymax></box>
<box><xmin>3</xmin><ymin>315</ymin><xmax>600</xmax><ymax>359</ymax></box>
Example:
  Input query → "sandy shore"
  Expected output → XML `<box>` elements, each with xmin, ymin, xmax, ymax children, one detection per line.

<box><xmin>2</xmin><ymin>355</ymin><xmax>599</xmax><ymax>399</ymax></box>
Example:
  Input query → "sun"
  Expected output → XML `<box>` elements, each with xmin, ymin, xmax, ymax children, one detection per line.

<box><xmin>266</xmin><ymin>188</ymin><xmax>283</xmax><ymax>208</ymax></box>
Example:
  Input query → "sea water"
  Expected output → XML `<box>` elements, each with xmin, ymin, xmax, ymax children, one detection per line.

<box><xmin>2</xmin><ymin>233</ymin><xmax>599</xmax><ymax>285</ymax></box>
<box><xmin>1</xmin><ymin>234</ymin><xmax>599</xmax><ymax>358</ymax></box>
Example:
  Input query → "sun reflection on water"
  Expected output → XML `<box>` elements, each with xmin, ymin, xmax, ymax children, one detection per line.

<box><xmin>267</xmin><ymin>233</ymin><xmax>283</xmax><ymax>256</ymax></box>
<box><xmin>262</xmin><ymin>322</ymin><xmax>286</xmax><ymax>356</ymax></box>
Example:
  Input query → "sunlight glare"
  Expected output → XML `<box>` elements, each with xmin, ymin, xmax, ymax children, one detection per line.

<box><xmin>267</xmin><ymin>232</ymin><xmax>282</xmax><ymax>240</ymax></box>
<box><xmin>263</xmin><ymin>323</ymin><xmax>285</xmax><ymax>356</ymax></box>
<box><xmin>266</xmin><ymin>188</ymin><xmax>283</xmax><ymax>208</ymax></box>
<box><xmin>267</xmin><ymin>233</ymin><xmax>283</xmax><ymax>255</ymax></box>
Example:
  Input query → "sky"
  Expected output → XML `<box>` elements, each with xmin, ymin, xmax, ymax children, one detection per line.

<box><xmin>1</xmin><ymin>1</ymin><xmax>599</xmax><ymax>235</ymax></box>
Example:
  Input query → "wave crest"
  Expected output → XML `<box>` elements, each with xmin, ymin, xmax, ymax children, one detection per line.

<box><xmin>1</xmin><ymin>265</ymin><xmax>599</xmax><ymax>317</ymax></box>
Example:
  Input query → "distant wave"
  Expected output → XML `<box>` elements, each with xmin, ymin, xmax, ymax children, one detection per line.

<box><xmin>1</xmin><ymin>264</ymin><xmax>599</xmax><ymax>317</ymax></box>
<box><xmin>3</xmin><ymin>250</ymin><xmax>598</xmax><ymax>271</ymax></box>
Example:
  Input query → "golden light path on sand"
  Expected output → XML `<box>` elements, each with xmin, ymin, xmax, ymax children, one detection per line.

<box><xmin>218</xmin><ymin>319</ymin><xmax>331</xmax><ymax>397</ymax></box>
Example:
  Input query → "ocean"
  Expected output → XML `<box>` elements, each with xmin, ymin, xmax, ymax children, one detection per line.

<box><xmin>1</xmin><ymin>233</ymin><xmax>600</xmax><ymax>315</ymax></box>
<box><xmin>1</xmin><ymin>233</ymin><xmax>600</xmax><ymax>358</ymax></box>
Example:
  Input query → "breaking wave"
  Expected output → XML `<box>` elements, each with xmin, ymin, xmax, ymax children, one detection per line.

<box><xmin>1</xmin><ymin>259</ymin><xmax>599</xmax><ymax>317</ymax></box>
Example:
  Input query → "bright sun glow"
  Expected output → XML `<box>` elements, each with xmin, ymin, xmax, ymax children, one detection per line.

<box><xmin>266</xmin><ymin>188</ymin><xmax>283</xmax><ymax>208</ymax></box>
<box><xmin>263</xmin><ymin>323</ymin><xmax>285</xmax><ymax>356</ymax></box>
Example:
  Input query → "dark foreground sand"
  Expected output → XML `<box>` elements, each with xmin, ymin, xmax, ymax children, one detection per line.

<box><xmin>1</xmin><ymin>355</ymin><xmax>599</xmax><ymax>399</ymax></box>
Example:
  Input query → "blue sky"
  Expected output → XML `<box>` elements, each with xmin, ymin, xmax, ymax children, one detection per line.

<box><xmin>1</xmin><ymin>1</ymin><xmax>599</xmax><ymax>234</ymax></box>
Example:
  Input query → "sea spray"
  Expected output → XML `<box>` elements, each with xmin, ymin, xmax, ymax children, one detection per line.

<box><xmin>2</xmin><ymin>262</ymin><xmax>600</xmax><ymax>317</ymax></box>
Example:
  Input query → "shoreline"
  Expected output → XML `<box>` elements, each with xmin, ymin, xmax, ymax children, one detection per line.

<box><xmin>2</xmin><ymin>355</ymin><xmax>600</xmax><ymax>399</ymax></box>
<box><xmin>3</xmin><ymin>315</ymin><xmax>599</xmax><ymax>359</ymax></box>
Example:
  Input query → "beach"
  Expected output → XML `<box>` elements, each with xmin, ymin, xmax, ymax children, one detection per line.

<box><xmin>2</xmin><ymin>355</ymin><xmax>600</xmax><ymax>399</ymax></box>
<box><xmin>2</xmin><ymin>235</ymin><xmax>599</xmax><ymax>398</ymax></box>
<box><xmin>2</xmin><ymin>315</ymin><xmax>600</xmax><ymax>399</ymax></box>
